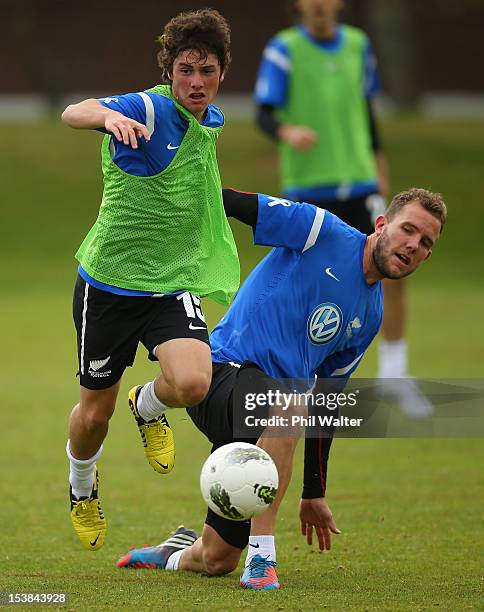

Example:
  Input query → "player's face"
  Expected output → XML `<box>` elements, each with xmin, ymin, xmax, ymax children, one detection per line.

<box><xmin>171</xmin><ymin>50</ymin><xmax>223</xmax><ymax>121</ymax></box>
<box><xmin>372</xmin><ymin>202</ymin><xmax>441</xmax><ymax>280</ymax></box>
<box><xmin>296</xmin><ymin>0</ymin><xmax>344</xmax><ymax>29</ymax></box>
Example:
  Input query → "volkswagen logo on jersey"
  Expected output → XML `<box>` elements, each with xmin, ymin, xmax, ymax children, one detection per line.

<box><xmin>307</xmin><ymin>303</ymin><xmax>342</xmax><ymax>345</ymax></box>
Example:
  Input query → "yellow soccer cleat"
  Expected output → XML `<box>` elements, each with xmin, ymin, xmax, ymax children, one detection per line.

<box><xmin>70</xmin><ymin>467</ymin><xmax>106</xmax><ymax>551</ymax></box>
<box><xmin>128</xmin><ymin>386</ymin><xmax>175</xmax><ymax>474</ymax></box>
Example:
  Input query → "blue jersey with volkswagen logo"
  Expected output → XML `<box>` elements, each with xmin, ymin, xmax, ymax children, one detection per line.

<box><xmin>210</xmin><ymin>195</ymin><xmax>383</xmax><ymax>382</ymax></box>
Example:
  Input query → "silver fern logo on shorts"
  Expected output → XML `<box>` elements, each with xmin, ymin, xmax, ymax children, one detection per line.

<box><xmin>88</xmin><ymin>356</ymin><xmax>112</xmax><ymax>378</ymax></box>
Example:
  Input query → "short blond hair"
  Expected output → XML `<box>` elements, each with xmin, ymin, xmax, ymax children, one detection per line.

<box><xmin>386</xmin><ymin>188</ymin><xmax>447</xmax><ymax>233</ymax></box>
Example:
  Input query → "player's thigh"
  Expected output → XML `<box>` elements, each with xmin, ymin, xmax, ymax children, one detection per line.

<box><xmin>141</xmin><ymin>292</ymin><xmax>211</xmax><ymax>386</ymax></box>
<box><xmin>186</xmin><ymin>362</ymin><xmax>240</xmax><ymax>442</ymax></box>
<box><xmin>155</xmin><ymin>338</ymin><xmax>211</xmax><ymax>389</ymax></box>
<box><xmin>73</xmin><ymin>276</ymin><xmax>146</xmax><ymax>391</ymax></box>
<box><xmin>187</xmin><ymin>361</ymin><xmax>274</xmax><ymax>443</ymax></box>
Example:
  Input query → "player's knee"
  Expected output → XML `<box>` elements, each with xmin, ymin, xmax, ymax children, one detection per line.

<box><xmin>80</xmin><ymin>402</ymin><xmax>114</xmax><ymax>430</ymax></box>
<box><xmin>84</xmin><ymin>410</ymin><xmax>111</xmax><ymax>430</ymax></box>
<box><xmin>203</xmin><ymin>550</ymin><xmax>239</xmax><ymax>576</ymax></box>
<box><xmin>174</xmin><ymin>372</ymin><xmax>211</xmax><ymax>407</ymax></box>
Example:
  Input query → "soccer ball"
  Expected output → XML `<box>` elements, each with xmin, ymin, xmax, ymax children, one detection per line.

<box><xmin>200</xmin><ymin>442</ymin><xmax>279</xmax><ymax>521</ymax></box>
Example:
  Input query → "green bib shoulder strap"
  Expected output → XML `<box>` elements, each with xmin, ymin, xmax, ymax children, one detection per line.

<box><xmin>75</xmin><ymin>85</ymin><xmax>239</xmax><ymax>305</ymax></box>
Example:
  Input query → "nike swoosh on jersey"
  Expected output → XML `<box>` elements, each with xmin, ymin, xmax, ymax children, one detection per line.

<box><xmin>189</xmin><ymin>323</ymin><xmax>206</xmax><ymax>331</ymax></box>
<box><xmin>324</xmin><ymin>267</ymin><xmax>339</xmax><ymax>281</ymax></box>
<box><xmin>167</xmin><ymin>143</ymin><xmax>180</xmax><ymax>150</ymax></box>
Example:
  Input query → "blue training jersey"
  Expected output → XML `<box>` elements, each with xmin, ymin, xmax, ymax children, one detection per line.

<box><xmin>210</xmin><ymin>195</ymin><xmax>383</xmax><ymax>382</ymax></box>
<box><xmin>78</xmin><ymin>89</ymin><xmax>224</xmax><ymax>297</ymax></box>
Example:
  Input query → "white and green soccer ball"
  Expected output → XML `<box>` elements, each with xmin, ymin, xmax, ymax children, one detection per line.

<box><xmin>200</xmin><ymin>442</ymin><xmax>279</xmax><ymax>521</ymax></box>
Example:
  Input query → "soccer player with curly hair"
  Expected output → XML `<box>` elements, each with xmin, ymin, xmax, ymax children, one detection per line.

<box><xmin>61</xmin><ymin>9</ymin><xmax>239</xmax><ymax>551</ymax></box>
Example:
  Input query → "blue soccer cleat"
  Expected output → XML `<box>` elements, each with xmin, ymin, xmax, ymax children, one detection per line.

<box><xmin>117</xmin><ymin>526</ymin><xmax>198</xmax><ymax>569</ymax></box>
<box><xmin>240</xmin><ymin>554</ymin><xmax>280</xmax><ymax>590</ymax></box>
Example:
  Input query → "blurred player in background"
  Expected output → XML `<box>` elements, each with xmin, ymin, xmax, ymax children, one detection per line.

<box><xmin>61</xmin><ymin>9</ymin><xmax>239</xmax><ymax>551</ymax></box>
<box><xmin>117</xmin><ymin>187</ymin><xmax>446</xmax><ymax>589</ymax></box>
<box><xmin>254</xmin><ymin>0</ymin><xmax>431</xmax><ymax>414</ymax></box>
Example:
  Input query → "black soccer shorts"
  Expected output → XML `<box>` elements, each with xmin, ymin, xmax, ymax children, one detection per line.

<box><xmin>72</xmin><ymin>275</ymin><xmax>209</xmax><ymax>390</ymax></box>
<box><xmin>187</xmin><ymin>361</ymin><xmax>276</xmax><ymax>550</ymax></box>
<box><xmin>310</xmin><ymin>192</ymin><xmax>387</xmax><ymax>235</ymax></box>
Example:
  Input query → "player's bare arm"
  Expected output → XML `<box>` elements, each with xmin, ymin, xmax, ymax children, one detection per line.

<box><xmin>61</xmin><ymin>98</ymin><xmax>150</xmax><ymax>149</ymax></box>
<box><xmin>299</xmin><ymin>497</ymin><xmax>340</xmax><ymax>551</ymax></box>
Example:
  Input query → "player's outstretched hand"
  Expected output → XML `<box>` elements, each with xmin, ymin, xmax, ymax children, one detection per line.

<box><xmin>105</xmin><ymin>111</ymin><xmax>150</xmax><ymax>149</ymax></box>
<box><xmin>279</xmin><ymin>124</ymin><xmax>318</xmax><ymax>152</ymax></box>
<box><xmin>299</xmin><ymin>497</ymin><xmax>341</xmax><ymax>551</ymax></box>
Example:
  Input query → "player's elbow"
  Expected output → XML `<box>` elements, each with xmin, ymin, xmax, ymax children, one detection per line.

<box><xmin>61</xmin><ymin>104</ymin><xmax>76</xmax><ymax>125</ymax></box>
<box><xmin>61</xmin><ymin>102</ymin><xmax>85</xmax><ymax>127</ymax></box>
<box><xmin>61</xmin><ymin>99</ymin><xmax>100</xmax><ymax>128</ymax></box>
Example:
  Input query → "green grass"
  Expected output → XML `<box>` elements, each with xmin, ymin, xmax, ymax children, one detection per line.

<box><xmin>0</xmin><ymin>117</ymin><xmax>483</xmax><ymax>610</ymax></box>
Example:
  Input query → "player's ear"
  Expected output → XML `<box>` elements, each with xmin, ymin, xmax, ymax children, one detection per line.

<box><xmin>374</xmin><ymin>215</ymin><xmax>386</xmax><ymax>234</ymax></box>
<box><xmin>220</xmin><ymin>72</ymin><xmax>225</xmax><ymax>83</ymax></box>
<box><xmin>423</xmin><ymin>249</ymin><xmax>432</xmax><ymax>262</ymax></box>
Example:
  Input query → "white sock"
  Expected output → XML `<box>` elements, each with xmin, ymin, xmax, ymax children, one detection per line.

<box><xmin>245</xmin><ymin>535</ymin><xmax>276</xmax><ymax>567</ymax></box>
<box><xmin>165</xmin><ymin>548</ymin><xmax>185</xmax><ymax>571</ymax></box>
<box><xmin>137</xmin><ymin>381</ymin><xmax>169</xmax><ymax>422</ymax></box>
<box><xmin>66</xmin><ymin>440</ymin><xmax>103</xmax><ymax>499</ymax></box>
<box><xmin>378</xmin><ymin>339</ymin><xmax>407</xmax><ymax>378</ymax></box>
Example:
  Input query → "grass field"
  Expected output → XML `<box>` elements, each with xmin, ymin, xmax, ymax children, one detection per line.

<box><xmin>0</xmin><ymin>116</ymin><xmax>483</xmax><ymax>610</ymax></box>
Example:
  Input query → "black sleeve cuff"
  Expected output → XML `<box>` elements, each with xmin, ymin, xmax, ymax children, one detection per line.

<box><xmin>256</xmin><ymin>104</ymin><xmax>281</xmax><ymax>139</ymax></box>
<box><xmin>222</xmin><ymin>188</ymin><xmax>258</xmax><ymax>229</ymax></box>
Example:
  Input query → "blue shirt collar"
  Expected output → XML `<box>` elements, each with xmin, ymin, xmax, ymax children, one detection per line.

<box><xmin>298</xmin><ymin>24</ymin><xmax>344</xmax><ymax>53</ymax></box>
<box><xmin>201</xmin><ymin>104</ymin><xmax>224</xmax><ymax>128</ymax></box>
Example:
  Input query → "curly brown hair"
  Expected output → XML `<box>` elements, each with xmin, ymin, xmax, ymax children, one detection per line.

<box><xmin>157</xmin><ymin>9</ymin><xmax>231</xmax><ymax>83</ymax></box>
<box><xmin>386</xmin><ymin>188</ymin><xmax>447</xmax><ymax>234</ymax></box>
